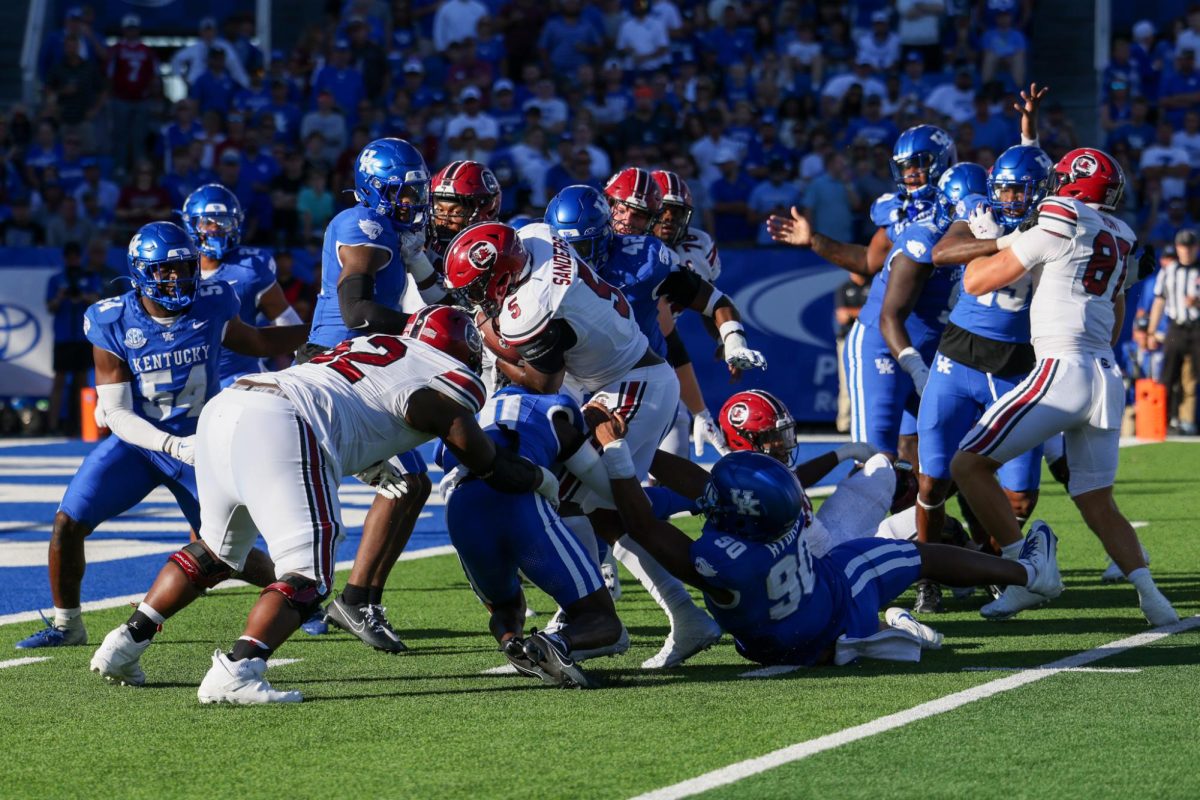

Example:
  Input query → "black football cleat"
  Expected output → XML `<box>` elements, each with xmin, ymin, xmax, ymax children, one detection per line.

<box><xmin>522</xmin><ymin>631</ymin><xmax>594</xmax><ymax>689</ymax></box>
<box><xmin>913</xmin><ymin>580</ymin><xmax>944</xmax><ymax>614</ymax></box>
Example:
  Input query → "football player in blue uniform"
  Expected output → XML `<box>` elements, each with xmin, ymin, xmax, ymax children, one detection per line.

<box><xmin>766</xmin><ymin>124</ymin><xmax>956</xmax><ymax>277</ymax></box>
<box><xmin>440</xmin><ymin>385</ymin><xmax>626</xmax><ymax>688</ymax></box>
<box><xmin>16</xmin><ymin>222</ymin><xmax>308</xmax><ymax>649</ymax></box>
<box><xmin>182</xmin><ymin>184</ymin><xmax>302</xmax><ymax>387</ymax></box>
<box><xmin>861</xmin><ymin>163</ymin><xmax>987</xmax><ymax>611</ymax></box>
<box><xmin>590</xmin><ymin>409</ymin><xmax>1062</xmax><ymax>667</ymax></box>
<box><xmin>297</xmin><ymin>137</ymin><xmax>439</xmax><ymax>652</ymax></box>
<box><xmin>918</xmin><ymin>146</ymin><xmax>1055</xmax><ymax>590</ymax></box>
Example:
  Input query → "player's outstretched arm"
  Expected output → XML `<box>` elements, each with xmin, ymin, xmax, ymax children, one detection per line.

<box><xmin>767</xmin><ymin>205</ymin><xmax>877</xmax><ymax>276</ymax></box>
<box><xmin>92</xmin><ymin>347</ymin><xmax>194</xmax><ymax>463</ymax></box>
<box><xmin>222</xmin><ymin>316</ymin><xmax>309</xmax><ymax>357</ymax></box>
<box><xmin>963</xmin><ymin>247</ymin><xmax>1028</xmax><ymax>295</ymax></box>
<box><xmin>932</xmin><ymin>220</ymin><xmax>1000</xmax><ymax>266</ymax></box>
<box><xmin>257</xmin><ymin>284</ymin><xmax>303</xmax><ymax>326</ymax></box>
<box><xmin>593</xmin><ymin>409</ymin><xmax>733</xmax><ymax>603</ymax></box>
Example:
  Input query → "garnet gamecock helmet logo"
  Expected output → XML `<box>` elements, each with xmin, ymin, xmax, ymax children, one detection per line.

<box><xmin>467</xmin><ymin>240</ymin><xmax>498</xmax><ymax>272</ymax></box>
<box><xmin>727</xmin><ymin>402</ymin><xmax>750</xmax><ymax>427</ymax></box>
<box><xmin>1070</xmin><ymin>153</ymin><xmax>1099</xmax><ymax>178</ymax></box>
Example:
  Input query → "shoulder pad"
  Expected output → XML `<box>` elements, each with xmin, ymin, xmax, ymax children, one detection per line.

<box><xmin>498</xmin><ymin>278</ymin><xmax>557</xmax><ymax>345</ymax></box>
<box><xmin>953</xmin><ymin>193</ymin><xmax>990</xmax><ymax>222</ymax></box>
<box><xmin>87</xmin><ymin>295</ymin><xmax>127</xmax><ymax>325</ymax></box>
<box><xmin>1036</xmin><ymin>197</ymin><xmax>1080</xmax><ymax>238</ymax></box>
<box><xmin>870</xmin><ymin>193</ymin><xmax>901</xmax><ymax>227</ymax></box>
<box><xmin>333</xmin><ymin>206</ymin><xmax>398</xmax><ymax>248</ymax></box>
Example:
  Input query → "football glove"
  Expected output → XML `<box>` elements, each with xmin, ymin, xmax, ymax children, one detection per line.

<box><xmin>399</xmin><ymin>227</ymin><xmax>429</xmax><ymax>262</ymax></box>
<box><xmin>692</xmin><ymin>409</ymin><xmax>730</xmax><ymax>457</ymax></box>
<box><xmin>164</xmin><ymin>435</ymin><xmax>196</xmax><ymax>466</ymax></box>
<box><xmin>355</xmin><ymin>460</ymin><xmax>409</xmax><ymax>500</ymax></box>
<box><xmin>1138</xmin><ymin>245</ymin><xmax>1157</xmax><ymax>281</ymax></box>
<box><xmin>897</xmin><ymin>347</ymin><xmax>929</xmax><ymax>396</ymax></box>
<box><xmin>967</xmin><ymin>205</ymin><xmax>1004</xmax><ymax>240</ymax></box>
<box><xmin>834</xmin><ymin>442</ymin><xmax>881</xmax><ymax>464</ymax></box>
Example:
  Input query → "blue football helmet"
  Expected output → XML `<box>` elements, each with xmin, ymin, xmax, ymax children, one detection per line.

<box><xmin>698</xmin><ymin>451</ymin><xmax>808</xmax><ymax>542</ymax></box>
<box><xmin>127</xmin><ymin>221</ymin><xmax>201</xmax><ymax>312</ymax></box>
<box><xmin>890</xmin><ymin>125</ymin><xmax>957</xmax><ymax>202</ymax></box>
<box><xmin>545</xmin><ymin>185</ymin><xmax>613</xmax><ymax>269</ymax></box>
<box><xmin>506</xmin><ymin>214</ymin><xmax>539</xmax><ymax>230</ymax></box>
<box><xmin>935</xmin><ymin>162</ymin><xmax>988</xmax><ymax>227</ymax></box>
<box><xmin>181</xmin><ymin>183</ymin><xmax>243</xmax><ymax>260</ymax></box>
<box><xmin>353</xmin><ymin>137</ymin><xmax>430</xmax><ymax>230</ymax></box>
<box><xmin>988</xmin><ymin>145</ymin><xmax>1054</xmax><ymax>227</ymax></box>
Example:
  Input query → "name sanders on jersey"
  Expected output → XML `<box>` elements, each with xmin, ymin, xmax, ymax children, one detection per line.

<box><xmin>129</xmin><ymin>345</ymin><xmax>213</xmax><ymax>372</ymax></box>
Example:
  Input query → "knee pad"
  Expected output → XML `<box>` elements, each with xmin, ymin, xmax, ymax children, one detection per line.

<box><xmin>260</xmin><ymin>572</ymin><xmax>328</xmax><ymax>616</ymax></box>
<box><xmin>168</xmin><ymin>540</ymin><xmax>232</xmax><ymax>591</ymax></box>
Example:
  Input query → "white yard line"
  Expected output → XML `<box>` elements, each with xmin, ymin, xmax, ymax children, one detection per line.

<box><xmin>267</xmin><ymin>658</ymin><xmax>303</xmax><ymax>668</ymax></box>
<box><xmin>481</xmin><ymin>664</ymin><xmax>519</xmax><ymax>675</ymax></box>
<box><xmin>739</xmin><ymin>664</ymin><xmax>804</xmax><ymax>679</ymax></box>
<box><xmin>629</xmin><ymin>615</ymin><xmax>1200</xmax><ymax>800</ymax></box>
<box><xmin>0</xmin><ymin>544</ymin><xmax>458</xmax><ymax>627</ymax></box>
<box><xmin>962</xmin><ymin>666</ymin><xmax>1141</xmax><ymax>674</ymax></box>
<box><xmin>0</xmin><ymin>656</ymin><xmax>52</xmax><ymax>669</ymax></box>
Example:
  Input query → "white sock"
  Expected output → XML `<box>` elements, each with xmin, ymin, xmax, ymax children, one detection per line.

<box><xmin>613</xmin><ymin>536</ymin><xmax>698</xmax><ymax>624</ymax></box>
<box><xmin>560</xmin><ymin>514</ymin><xmax>601</xmax><ymax>567</ymax></box>
<box><xmin>1000</xmin><ymin>539</ymin><xmax>1024</xmax><ymax>560</ymax></box>
<box><xmin>137</xmin><ymin>602</ymin><xmax>165</xmax><ymax>625</ymax></box>
<box><xmin>1126</xmin><ymin>567</ymin><xmax>1156</xmax><ymax>595</ymax></box>
<box><xmin>53</xmin><ymin>606</ymin><xmax>81</xmax><ymax>628</ymax></box>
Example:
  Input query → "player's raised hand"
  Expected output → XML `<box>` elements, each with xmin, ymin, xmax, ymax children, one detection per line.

<box><xmin>968</xmin><ymin>204</ymin><xmax>1004</xmax><ymax>239</ymax></box>
<box><xmin>1016</xmin><ymin>83</ymin><xmax>1049</xmax><ymax>118</ymax></box>
<box><xmin>691</xmin><ymin>409</ymin><xmax>730</xmax><ymax>457</ymax></box>
<box><xmin>766</xmin><ymin>206</ymin><xmax>813</xmax><ymax>247</ymax></box>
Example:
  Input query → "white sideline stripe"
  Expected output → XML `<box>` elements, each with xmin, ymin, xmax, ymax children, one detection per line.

<box><xmin>629</xmin><ymin>615</ymin><xmax>1200</xmax><ymax>800</ymax></box>
<box><xmin>962</xmin><ymin>666</ymin><xmax>1141</xmax><ymax>674</ymax></box>
<box><xmin>268</xmin><ymin>658</ymin><xmax>302</xmax><ymax>668</ymax></box>
<box><xmin>1131</xmin><ymin>521</ymin><xmax>1149</xmax><ymax>529</ymax></box>
<box><xmin>0</xmin><ymin>544</ymin><xmax>459</xmax><ymax>627</ymax></box>
<box><xmin>0</xmin><ymin>656</ymin><xmax>52</xmax><ymax>669</ymax></box>
<box><xmin>739</xmin><ymin>664</ymin><xmax>803</xmax><ymax>678</ymax></box>
<box><xmin>482</xmin><ymin>664</ymin><xmax>520</xmax><ymax>675</ymax></box>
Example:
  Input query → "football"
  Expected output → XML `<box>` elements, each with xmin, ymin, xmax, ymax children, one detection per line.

<box><xmin>475</xmin><ymin>309</ymin><xmax>522</xmax><ymax>364</ymax></box>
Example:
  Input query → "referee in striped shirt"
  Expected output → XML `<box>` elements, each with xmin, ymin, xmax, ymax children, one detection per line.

<box><xmin>1149</xmin><ymin>228</ymin><xmax>1200</xmax><ymax>434</ymax></box>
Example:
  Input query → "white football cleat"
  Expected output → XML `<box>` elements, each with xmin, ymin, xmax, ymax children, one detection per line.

<box><xmin>571</xmin><ymin>625</ymin><xmax>631</xmax><ymax>662</ymax></box>
<box><xmin>885</xmin><ymin>607</ymin><xmax>943</xmax><ymax>649</ymax></box>
<box><xmin>1137</xmin><ymin>585</ymin><xmax>1179</xmax><ymax>627</ymax></box>
<box><xmin>89</xmin><ymin>625</ymin><xmax>150</xmax><ymax>686</ymax></box>
<box><xmin>980</xmin><ymin>585</ymin><xmax>1049</xmax><ymax>620</ymax></box>
<box><xmin>1021</xmin><ymin>521</ymin><xmax>1064</xmax><ymax>600</ymax></box>
<box><xmin>641</xmin><ymin>612</ymin><xmax>722</xmax><ymax>669</ymax></box>
<box><xmin>1100</xmin><ymin>546</ymin><xmax>1150</xmax><ymax>584</ymax></box>
<box><xmin>542</xmin><ymin>607</ymin><xmax>568</xmax><ymax>635</ymax></box>
<box><xmin>197</xmin><ymin>650</ymin><xmax>302</xmax><ymax>704</ymax></box>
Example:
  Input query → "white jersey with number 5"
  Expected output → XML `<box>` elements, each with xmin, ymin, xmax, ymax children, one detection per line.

<box><xmin>1010</xmin><ymin>196</ymin><xmax>1136</xmax><ymax>357</ymax></box>
<box><xmin>252</xmin><ymin>335</ymin><xmax>486</xmax><ymax>475</ymax></box>
<box><xmin>502</xmin><ymin>224</ymin><xmax>650</xmax><ymax>392</ymax></box>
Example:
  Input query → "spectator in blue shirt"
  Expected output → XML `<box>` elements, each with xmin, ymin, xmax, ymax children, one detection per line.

<box><xmin>240</xmin><ymin>129</ymin><xmax>281</xmax><ymax>193</ymax></box>
<box><xmin>45</xmin><ymin>241</ymin><xmax>101</xmax><ymax>435</ymax></box>
<box><xmin>748</xmin><ymin>159</ymin><xmax>802</xmax><ymax>246</ymax></box>
<box><xmin>981</xmin><ymin>9</ymin><xmax>1027</xmax><ymax>87</ymax></box>
<box><xmin>25</xmin><ymin>120</ymin><xmax>63</xmax><ymax>187</ymax></box>
<box><xmin>841</xmin><ymin>95</ymin><xmax>900</xmax><ymax>150</ymax></box>
<box><xmin>705</xmin><ymin>6</ymin><xmax>756</xmax><ymax>68</ymax></box>
<box><xmin>191</xmin><ymin>48</ymin><xmax>238</xmax><ymax>116</ymax></box>
<box><xmin>159</xmin><ymin>99</ymin><xmax>205</xmax><ymax>171</ymax></box>
<box><xmin>475</xmin><ymin>16</ymin><xmax>508</xmax><ymax>72</ymax></box>
<box><xmin>723</xmin><ymin>62</ymin><xmax>756</xmax><ymax>106</ymax></box>
<box><xmin>1148</xmin><ymin>197</ymin><xmax>1195</xmax><ymax>250</ymax></box>
<box><xmin>234</xmin><ymin>71</ymin><xmax>274</xmax><ymax>118</ymax></box>
<box><xmin>801</xmin><ymin>152</ymin><xmax>859</xmax><ymax>243</ymax></box>
<box><xmin>967</xmin><ymin>93</ymin><xmax>1016</xmax><ymax>154</ymax></box>
<box><xmin>709</xmin><ymin>147</ymin><xmax>757</xmax><ymax>244</ymax></box>
<box><xmin>538</xmin><ymin>0</ymin><xmax>604</xmax><ymax>75</ymax></box>
<box><xmin>312</xmin><ymin>43</ymin><xmax>367</xmax><ymax>125</ymax></box>
<box><xmin>1131</xmin><ymin>19</ymin><xmax>1172</xmax><ymax>101</ymax></box>
<box><xmin>1103</xmin><ymin>37</ymin><xmax>1142</xmax><ymax>100</ymax></box>
<box><xmin>57</xmin><ymin>135</ymin><xmax>86</xmax><ymax>194</ymax></box>
<box><xmin>1160</xmin><ymin>49</ymin><xmax>1200</xmax><ymax>127</ymax></box>
<box><xmin>489</xmin><ymin>79</ymin><xmax>525</xmax><ymax>145</ymax></box>
<box><xmin>542</xmin><ymin>146</ymin><xmax>601</xmax><ymax>199</ymax></box>
<box><xmin>216</xmin><ymin>149</ymin><xmax>271</xmax><ymax>243</ymax></box>
<box><xmin>161</xmin><ymin>148</ymin><xmax>207</xmax><ymax>209</ymax></box>
<box><xmin>263</xmin><ymin>80</ymin><xmax>302</xmax><ymax>145</ymax></box>
<box><xmin>744</xmin><ymin>117</ymin><xmax>795</xmax><ymax>181</ymax></box>
<box><xmin>1108</xmin><ymin>94</ymin><xmax>1155</xmax><ymax>154</ymax></box>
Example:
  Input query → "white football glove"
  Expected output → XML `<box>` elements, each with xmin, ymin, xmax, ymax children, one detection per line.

<box><xmin>834</xmin><ymin>442</ymin><xmax>880</xmax><ymax>464</ymax></box>
<box><xmin>164</xmin><ymin>435</ymin><xmax>196</xmax><ymax>466</ymax></box>
<box><xmin>692</xmin><ymin>409</ymin><xmax>730</xmax><ymax>457</ymax></box>
<box><xmin>725</xmin><ymin>345</ymin><xmax>767</xmax><ymax>371</ymax></box>
<box><xmin>534</xmin><ymin>466</ymin><xmax>560</xmax><ymax>507</ymax></box>
<box><xmin>896</xmin><ymin>347</ymin><xmax>930</xmax><ymax>396</ymax></box>
<box><xmin>399</xmin><ymin>228</ymin><xmax>428</xmax><ymax>262</ymax></box>
<box><xmin>355</xmin><ymin>460</ymin><xmax>409</xmax><ymax>500</ymax></box>
<box><xmin>968</xmin><ymin>205</ymin><xmax>1004</xmax><ymax>240</ymax></box>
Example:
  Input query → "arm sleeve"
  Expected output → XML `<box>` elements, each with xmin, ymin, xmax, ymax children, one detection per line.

<box><xmin>515</xmin><ymin>318</ymin><xmax>577</xmax><ymax>374</ymax></box>
<box><xmin>337</xmin><ymin>273</ymin><xmax>410</xmax><ymax>334</ymax></box>
<box><xmin>96</xmin><ymin>383</ymin><xmax>172</xmax><ymax>453</ymax></box>
<box><xmin>655</xmin><ymin>267</ymin><xmax>708</xmax><ymax>308</ymax></box>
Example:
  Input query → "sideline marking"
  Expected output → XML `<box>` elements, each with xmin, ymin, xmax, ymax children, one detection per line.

<box><xmin>482</xmin><ymin>664</ymin><xmax>520</xmax><ymax>676</ymax></box>
<box><xmin>0</xmin><ymin>656</ymin><xmax>52</xmax><ymax>669</ymax></box>
<box><xmin>0</xmin><ymin>545</ymin><xmax>459</xmax><ymax>628</ymax></box>
<box><xmin>628</xmin><ymin>616</ymin><xmax>1200</xmax><ymax>800</ymax></box>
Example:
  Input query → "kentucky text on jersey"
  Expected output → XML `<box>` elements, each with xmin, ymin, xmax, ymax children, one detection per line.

<box><xmin>129</xmin><ymin>345</ymin><xmax>212</xmax><ymax>372</ymax></box>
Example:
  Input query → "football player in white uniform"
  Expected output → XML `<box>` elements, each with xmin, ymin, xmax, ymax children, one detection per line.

<box><xmin>951</xmin><ymin>147</ymin><xmax>1178</xmax><ymax>626</ymax></box>
<box><xmin>648</xmin><ymin>169</ymin><xmax>730</xmax><ymax>458</ymax></box>
<box><xmin>443</xmin><ymin>221</ymin><xmax>726</xmax><ymax>667</ymax></box>
<box><xmin>90</xmin><ymin>307</ymin><xmax>561</xmax><ymax>702</ymax></box>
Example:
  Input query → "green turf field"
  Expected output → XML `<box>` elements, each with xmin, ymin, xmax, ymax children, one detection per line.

<box><xmin>2</xmin><ymin>442</ymin><xmax>1198</xmax><ymax>800</ymax></box>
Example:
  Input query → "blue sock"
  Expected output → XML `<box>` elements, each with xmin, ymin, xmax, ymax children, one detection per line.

<box><xmin>645</xmin><ymin>486</ymin><xmax>699</xmax><ymax>520</ymax></box>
